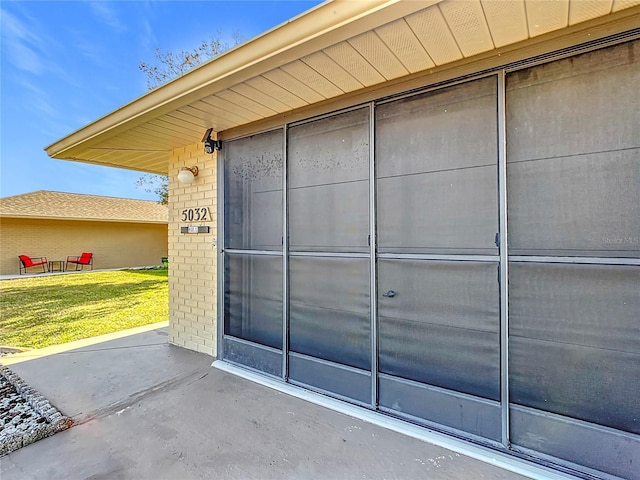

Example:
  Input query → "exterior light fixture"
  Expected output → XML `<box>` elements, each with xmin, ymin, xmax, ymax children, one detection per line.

<box><xmin>177</xmin><ymin>166</ymin><xmax>199</xmax><ymax>184</ymax></box>
<box><xmin>202</xmin><ymin>128</ymin><xmax>221</xmax><ymax>154</ymax></box>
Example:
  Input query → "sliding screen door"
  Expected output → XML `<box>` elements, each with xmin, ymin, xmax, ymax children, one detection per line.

<box><xmin>223</xmin><ymin>130</ymin><xmax>284</xmax><ymax>376</ymax></box>
<box><xmin>506</xmin><ymin>41</ymin><xmax>640</xmax><ymax>479</ymax></box>
<box><xmin>375</xmin><ymin>76</ymin><xmax>502</xmax><ymax>442</ymax></box>
<box><xmin>287</xmin><ymin>108</ymin><xmax>372</xmax><ymax>404</ymax></box>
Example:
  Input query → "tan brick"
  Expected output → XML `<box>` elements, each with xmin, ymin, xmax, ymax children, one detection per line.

<box><xmin>167</xmin><ymin>143</ymin><xmax>218</xmax><ymax>356</ymax></box>
<box><xmin>199</xmin><ymin>330</ymin><xmax>215</xmax><ymax>341</ymax></box>
<box><xmin>184</xmin><ymin>340</ymin><xmax>198</xmax><ymax>351</ymax></box>
<box><xmin>196</xmin><ymin>344</ymin><xmax>214</xmax><ymax>356</ymax></box>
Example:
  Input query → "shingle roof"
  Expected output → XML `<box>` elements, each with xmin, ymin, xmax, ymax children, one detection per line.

<box><xmin>0</xmin><ymin>191</ymin><xmax>168</xmax><ymax>224</ymax></box>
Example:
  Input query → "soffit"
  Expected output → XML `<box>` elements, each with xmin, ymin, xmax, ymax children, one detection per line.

<box><xmin>46</xmin><ymin>0</ymin><xmax>640</xmax><ymax>175</ymax></box>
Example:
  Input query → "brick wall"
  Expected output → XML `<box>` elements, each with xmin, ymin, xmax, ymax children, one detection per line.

<box><xmin>0</xmin><ymin>218</ymin><xmax>167</xmax><ymax>275</ymax></box>
<box><xmin>167</xmin><ymin>141</ymin><xmax>218</xmax><ymax>357</ymax></box>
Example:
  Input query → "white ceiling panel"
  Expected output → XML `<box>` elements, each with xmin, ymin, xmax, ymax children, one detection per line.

<box><xmin>86</xmin><ymin>149</ymin><xmax>161</xmax><ymax>164</ymax></box>
<box><xmin>245</xmin><ymin>76</ymin><xmax>308</xmax><ymax>109</ymax></box>
<box><xmin>213</xmin><ymin>89</ymin><xmax>278</xmax><ymax>118</ymax></box>
<box><xmin>280</xmin><ymin>61</ymin><xmax>343</xmax><ymax>99</ymax></box>
<box><xmin>405</xmin><ymin>6</ymin><xmax>463</xmax><ymax>65</ymax></box>
<box><xmin>195</xmin><ymin>97</ymin><xmax>259</xmax><ymax>126</ymax></box>
<box><xmin>229</xmin><ymin>83</ymin><xmax>292</xmax><ymax>113</ymax></box>
<box><xmin>178</xmin><ymin>104</ymin><xmax>247</xmax><ymax>131</ymax></box>
<box><xmin>439</xmin><ymin>0</ymin><xmax>495</xmax><ymax>56</ymax></box>
<box><xmin>301</xmin><ymin>51</ymin><xmax>363</xmax><ymax>92</ymax></box>
<box><xmin>97</xmin><ymin>133</ymin><xmax>162</xmax><ymax>150</ymax></box>
<box><xmin>612</xmin><ymin>0</ymin><xmax>640</xmax><ymax>11</ymax></box>
<box><xmin>569</xmin><ymin>0</ymin><xmax>613</xmax><ymax>25</ymax></box>
<box><xmin>82</xmin><ymin>149</ymin><xmax>122</xmax><ymax>162</ymax></box>
<box><xmin>155</xmin><ymin>114</ymin><xmax>207</xmax><ymax>136</ymax></box>
<box><xmin>147</xmin><ymin>119</ymin><xmax>200</xmax><ymax>140</ymax></box>
<box><xmin>375</xmin><ymin>19</ymin><xmax>435</xmax><ymax>73</ymax></box>
<box><xmin>132</xmin><ymin>153</ymin><xmax>168</xmax><ymax>169</ymax></box>
<box><xmin>347</xmin><ymin>30</ymin><xmax>409</xmax><ymax>80</ymax></box>
<box><xmin>526</xmin><ymin>0</ymin><xmax>570</xmax><ymax>37</ymax></box>
<box><xmin>481</xmin><ymin>0</ymin><xmax>529</xmax><ymax>47</ymax></box>
<box><xmin>262</xmin><ymin>68</ymin><xmax>326</xmax><ymax>104</ymax></box>
<box><xmin>323</xmin><ymin>41</ymin><xmax>386</xmax><ymax>86</ymax></box>
<box><xmin>163</xmin><ymin>111</ymin><xmax>211</xmax><ymax>131</ymax></box>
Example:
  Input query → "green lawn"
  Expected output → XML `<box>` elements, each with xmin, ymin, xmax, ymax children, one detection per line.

<box><xmin>0</xmin><ymin>269</ymin><xmax>168</xmax><ymax>349</ymax></box>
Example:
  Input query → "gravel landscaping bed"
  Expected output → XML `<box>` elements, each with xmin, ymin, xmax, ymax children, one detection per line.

<box><xmin>0</xmin><ymin>364</ymin><xmax>71</xmax><ymax>456</ymax></box>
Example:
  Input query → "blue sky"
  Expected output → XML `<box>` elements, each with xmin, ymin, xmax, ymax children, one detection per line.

<box><xmin>0</xmin><ymin>0</ymin><xmax>322</xmax><ymax>201</ymax></box>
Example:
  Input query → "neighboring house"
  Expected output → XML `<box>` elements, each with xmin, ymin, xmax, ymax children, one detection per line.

<box><xmin>45</xmin><ymin>2</ymin><xmax>639</xmax><ymax>479</ymax></box>
<box><xmin>0</xmin><ymin>190</ymin><xmax>168</xmax><ymax>275</ymax></box>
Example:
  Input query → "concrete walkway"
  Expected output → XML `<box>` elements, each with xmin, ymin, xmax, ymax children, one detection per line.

<box><xmin>1</xmin><ymin>327</ymin><xmax>543</xmax><ymax>480</ymax></box>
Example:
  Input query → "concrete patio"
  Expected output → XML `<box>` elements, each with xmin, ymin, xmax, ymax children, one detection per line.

<box><xmin>1</xmin><ymin>326</ymin><xmax>564</xmax><ymax>480</ymax></box>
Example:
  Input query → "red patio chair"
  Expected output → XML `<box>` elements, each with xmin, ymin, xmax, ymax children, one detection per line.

<box><xmin>18</xmin><ymin>255</ymin><xmax>48</xmax><ymax>274</ymax></box>
<box><xmin>66</xmin><ymin>252</ymin><xmax>94</xmax><ymax>271</ymax></box>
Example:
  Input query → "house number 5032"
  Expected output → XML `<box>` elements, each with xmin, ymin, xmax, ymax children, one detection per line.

<box><xmin>181</xmin><ymin>207</ymin><xmax>210</xmax><ymax>222</ymax></box>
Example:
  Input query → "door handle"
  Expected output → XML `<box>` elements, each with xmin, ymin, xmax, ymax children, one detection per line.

<box><xmin>382</xmin><ymin>290</ymin><xmax>396</xmax><ymax>298</ymax></box>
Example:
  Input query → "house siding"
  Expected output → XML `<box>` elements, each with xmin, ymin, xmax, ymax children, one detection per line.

<box><xmin>167</xmin><ymin>142</ymin><xmax>218</xmax><ymax>357</ymax></box>
<box><xmin>0</xmin><ymin>218</ymin><xmax>167</xmax><ymax>275</ymax></box>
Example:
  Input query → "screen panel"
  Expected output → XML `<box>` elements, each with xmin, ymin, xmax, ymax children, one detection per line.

<box><xmin>509</xmin><ymin>262</ymin><xmax>640</xmax><ymax>435</ymax></box>
<box><xmin>288</xmin><ymin>108</ymin><xmax>370</xmax><ymax>253</ymax></box>
<box><xmin>507</xmin><ymin>41</ymin><xmax>640</xmax><ymax>257</ymax></box>
<box><xmin>378</xmin><ymin>259</ymin><xmax>500</xmax><ymax>400</ymax></box>
<box><xmin>288</xmin><ymin>181</ymin><xmax>369</xmax><ymax>252</ymax></box>
<box><xmin>289</xmin><ymin>256</ymin><xmax>370</xmax><ymax>370</ymax></box>
<box><xmin>224</xmin><ymin>254</ymin><xmax>283</xmax><ymax>349</ymax></box>
<box><xmin>507</xmin><ymin>150</ymin><xmax>639</xmax><ymax>257</ymax></box>
<box><xmin>224</xmin><ymin>130</ymin><xmax>283</xmax><ymax>250</ymax></box>
<box><xmin>376</xmin><ymin>76</ymin><xmax>498</xmax><ymax>254</ymax></box>
<box><xmin>377</xmin><ymin>166</ymin><xmax>497</xmax><ymax>254</ymax></box>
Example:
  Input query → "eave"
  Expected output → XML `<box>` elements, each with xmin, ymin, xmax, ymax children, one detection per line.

<box><xmin>46</xmin><ymin>0</ymin><xmax>640</xmax><ymax>175</ymax></box>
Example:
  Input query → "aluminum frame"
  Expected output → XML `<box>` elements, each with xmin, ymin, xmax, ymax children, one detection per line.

<box><xmin>282</xmin><ymin>126</ymin><xmax>289</xmax><ymax>380</ymax></box>
<box><xmin>509</xmin><ymin>255</ymin><xmax>640</xmax><ymax>266</ymax></box>
<box><xmin>377</xmin><ymin>253</ymin><xmax>498</xmax><ymax>262</ymax></box>
<box><xmin>497</xmin><ymin>70</ymin><xmax>510</xmax><ymax>447</ymax></box>
<box><xmin>288</xmin><ymin>251</ymin><xmax>370</xmax><ymax>259</ymax></box>
<box><xmin>368</xmin><ymin>101</ymin><xmax>378</xmax><ymax>408</ymax></box>
<box><xmin>217</xmin><ymin>144</ymin><xmax>225</xmax><ymax>361</ymax></box>
<box><xmin>224</xmin><ymin>249</ymin><xmax>283</xmax><ymax>256</ymax></box>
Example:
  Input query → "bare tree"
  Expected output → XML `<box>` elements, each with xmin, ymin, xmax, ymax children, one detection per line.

<box><xmin>139</xmin><ymin>31</ymin><xmax>243</xmax><ymax>89</ymax></box>
<box><xmin>136</xmin><ymin>173</ymin><xmax>168</xmax><ymax>205</ymax></box>
<box><xmin>136</xmin><ymin>31</ymin><xmax>243</xmax><ymax>203</ymax></box>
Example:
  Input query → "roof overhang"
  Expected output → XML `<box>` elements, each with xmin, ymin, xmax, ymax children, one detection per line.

<box><xmin>46</xmin><ymin>0</ymin><xmax>640</xmax><ymax>175</ymax></box>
